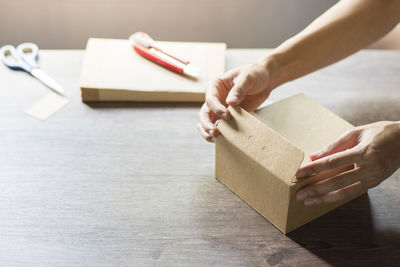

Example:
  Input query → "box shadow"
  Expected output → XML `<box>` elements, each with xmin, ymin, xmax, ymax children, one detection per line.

<box><xmin>84</xmin><ymin>101</ymin><xmax>202</xmax><ymax>109</ymax></box>
<box><xmin>287</xmin><ymin>194</ymin><xmax>400</xmax><ymax>266</ymax></box>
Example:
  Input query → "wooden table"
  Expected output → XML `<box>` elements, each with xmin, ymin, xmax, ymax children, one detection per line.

<box><xmin>1</xmin><ymin>49</ymin><xmax>399</xmax><ymax>266</ymax></box>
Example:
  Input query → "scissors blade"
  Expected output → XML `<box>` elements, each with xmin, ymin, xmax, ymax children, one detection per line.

<box><xmin>30</xmin><ymin>68</ymin><xmax>65</xmax><ymax>95</ymax></box>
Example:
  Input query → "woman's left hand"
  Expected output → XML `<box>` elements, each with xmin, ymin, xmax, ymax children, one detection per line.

<box><xmin>296</xmin><ymin>121</ymin><xmax>400</xmax><ymax>206</ymax></box>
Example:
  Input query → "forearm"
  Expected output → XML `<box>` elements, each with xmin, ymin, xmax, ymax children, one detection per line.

<box><xmin>266</xmin><ymin>0</ymin><xmax>400</xmax><ymax>88</ymax></box>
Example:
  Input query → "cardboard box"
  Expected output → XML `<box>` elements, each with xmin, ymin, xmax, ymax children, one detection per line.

<box><xmin>215</xmin><ymin>94</ymin><xmax>367</xmax><ymax>233</ymax></box>
<box><xmin>79</xmin><ymin>38</ymin><xmax>226</xmax><ymax>102</ymax></box>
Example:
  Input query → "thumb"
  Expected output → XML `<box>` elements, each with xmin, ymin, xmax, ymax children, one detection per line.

<box><xmin>226</xmin><ymin>74</ymin><xmax>251</xmax><ymax>106</ymax></box>
<box><xmin>310</xmin><ymin>130</ymin><xmax>359</xmax><ymax>161</ymax></box>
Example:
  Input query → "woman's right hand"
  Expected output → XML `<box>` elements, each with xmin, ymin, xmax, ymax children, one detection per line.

<box><xmin>197</xmin><ymin>58</ymin><xmax>278</xmax><ymax>142</ymax></box>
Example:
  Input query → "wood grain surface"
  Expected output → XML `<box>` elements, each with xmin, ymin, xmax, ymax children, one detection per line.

<box><xmin>0</xmin><ymin>49</ymin><xmax>399</xmax><ymax>266</ymax></box>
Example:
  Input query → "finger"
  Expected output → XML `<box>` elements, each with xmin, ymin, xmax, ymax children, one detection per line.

<box><xmin>198</xmin><ymin>105</ymin><xmax>219</xmax><ymax>137</ymax></box>
<box><xmin>240</xmin><ymin>91</ymin><xmax>271</xmax><ymax>112</ymax></box>
<box><xmin>205</xmin><ymin>78</ymin><xmax>231</xmax><ymax>119</ymax></box>
<box><xmin>206</xmin><ymin>95</ymin><xmax>230</xmax><ymax>120</ymax></box>
<box><xmin>302</xmin><ymin>181</ymin><xmax>365</xmax><ymax>206</ymax></box>
<box><xmin>296</xmin><ymin>149</ymin><xmax>362</xmax><ymax>178</ymax></box>
<box><xmin>309</xmin><ymin>130</ymin><xmax>359</xmax><ymax>160</ymax></box>
<box><xmin>296</xmin><ymin>167</ymin><xmax>365</xmax><ymax>201</ymax></box>
<box><xmin>226</xmin><ymin>73</ymin><xmax>252</xmax><ymax>106</ymax></box>
<box><xmin>197</xmin><ymin>123</ymin><xmax>215</xmax><ymax>143</ymax></box>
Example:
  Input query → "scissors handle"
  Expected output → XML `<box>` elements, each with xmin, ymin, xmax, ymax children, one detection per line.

<box><xmin>16</xmin><ymin>43</ymin><xmax>39</xmax><ymax>68</ymax></box>
<box><xmin>0</xmin><ymin>45</ymin><xmax>33</xmax><ymax>73</ymax></box>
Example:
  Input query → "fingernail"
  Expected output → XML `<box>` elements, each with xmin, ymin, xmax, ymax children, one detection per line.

<box><xmin>304</xmin><ymin>199</ymin><xmax>316</xmax><ymax>206</ymax></box>
<box><xmin>226</xmin><ymin>96</ymin><xmax>237</xmax><ymax>103</ymax></box>
<box><xmin>296</xmin><ymin>170</ymin><xmax>307</xmax><ymax>178</ymax></box>
<box><xmin>309</xmin><ymin>152</ymin><xmax>320</xmax><ymax>159</ymax></box>
<box><xmin>297</xmin><ymin>191</ymin><xmax>308</xmax><ymax>201</ymax></box>
<box><xmin>304</xmin><ymin>198</ymin><xmax>321</xmax><ymax>206</ymax></box>
<box><xmin>211</xmin><ymin>128</ymin><xmax>219</xmax><ymax>137</ymax></box>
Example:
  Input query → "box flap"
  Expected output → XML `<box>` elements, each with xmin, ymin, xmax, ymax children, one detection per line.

<box><xmin>218</xmin><ymin>106</ymin><xmax>304</xmax><ymax>186</ymax></box>
<box><xmin>255</xmin><ymin>94</ymin><xmax>354</xmax><ymax>164</ymax></box>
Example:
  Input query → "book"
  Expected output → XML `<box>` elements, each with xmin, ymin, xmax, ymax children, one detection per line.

<box><xmin>79</xmin><ymin>38</ymin><xmax>226</xmax><ymax>102</ymax></box>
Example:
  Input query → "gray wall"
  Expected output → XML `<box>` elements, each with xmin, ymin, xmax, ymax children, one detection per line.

<box><xmin>0</xmin><ymin>0</ymin><xmax>337</xmax><ymax>49</ymax></box>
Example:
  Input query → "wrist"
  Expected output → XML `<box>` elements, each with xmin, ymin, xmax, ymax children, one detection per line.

<box><xmin>257</xmin><ymin>54</ymin><xmax>280</xmax><ymax>90</ymax></box>
<box><xmin>384</xmin><ymin>121</ymin><xmax>400</xmax><ymax>166</ymax></box>
<box><xmin>259</xmin><ymin>50</ymin><xmax>301</xmax><ymax>90</ymax></box>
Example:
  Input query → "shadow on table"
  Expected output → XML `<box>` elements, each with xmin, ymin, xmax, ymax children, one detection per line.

<box><xmin>85</xmin><ymin>101</ymin><xmax>202</xmax><ymax>109</ymax></box>
<box><xmin>287</xmin><ymin>193</ymin><xmax>400</xmax><ymax>266</ymax></box>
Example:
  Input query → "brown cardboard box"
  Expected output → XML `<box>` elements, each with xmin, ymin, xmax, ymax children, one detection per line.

<box><xmin>79</xmin><ymin>38</ymin><xmax>226</xmax><ymax>102</ymax></box>
<box><xmin>215</xmin><ymin>94</ymin><xmax>367</xmax><ymax>233</ymax></box>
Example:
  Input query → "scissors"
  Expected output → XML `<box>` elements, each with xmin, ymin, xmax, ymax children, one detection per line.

<box><xmin>0</xmin><ymin>43</ymin><xmax>65</xmax><ymax>95</ymax></box>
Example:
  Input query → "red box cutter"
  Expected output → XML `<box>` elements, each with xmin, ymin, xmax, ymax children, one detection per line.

<box><xmin>129</xmin><ymin>32</ymin><xmax>200</xmax><ymax>79</ymax></box>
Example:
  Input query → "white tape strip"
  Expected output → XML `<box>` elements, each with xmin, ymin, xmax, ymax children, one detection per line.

<box><xmin>25</xmin><ymin>93</ymin><xmax>69</xmax><ymax>120</ymax></box>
